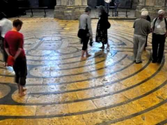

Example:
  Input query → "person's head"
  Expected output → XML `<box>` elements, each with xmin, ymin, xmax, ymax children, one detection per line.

<box><xmin>98</xmin><ymin>6</ymin><xmax>107</xmax><ymax>16</ymax></box>
<box><xmin>158</xmin><ymin>9</ymin><xmax>165</xmax><ymax>20</ymax></box>
<box><xmin>141</xmin><ymin>11</ymin><xmax>148</xmax><ymax>19</ymax></box>
<box><xmin>85</xmin><ymin>7</ymin><xmax>91</xmax><ymax>15</ymax></box>
<box><xmin>141</xmin><ymin>8</ymin><xmax>147</xmax><ymax>12</ymax></box>
<box><xmin>13</xmin><ymin>19</ymin><xmax>23</xmax><ymax>31</ymax></box>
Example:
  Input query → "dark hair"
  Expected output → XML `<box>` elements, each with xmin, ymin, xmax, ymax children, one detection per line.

<box><xmin>13</xmin><ymin>19</ymin><xmax>23</xmax><ymax>27</ymax></box>
<box><xmin>85</xmin><ymin>7</ymin><xmax>91</xmax><ymax>12</ymax></box>
<box><xmin>99</xmin><ymin>6</ymin><xmax>107</xmax><ymax>16</ymax></box>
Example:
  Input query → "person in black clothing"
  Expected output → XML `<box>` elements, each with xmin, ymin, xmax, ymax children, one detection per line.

<box><xmin>152</xmin><ymin>10</ymin><xmax>167</xmax><ymax>63</ymax></box>
<box><xmin>96</xmin><ymin>6</ymin><xmax>110</xmax><ymax>49</ymax></box>
<box><xmin>114</xmin><ymin>0</ymin><xmax>120</xmax><ymax>16</ymax></box>
<box><xmin>141</xmin><ymin>8</ymin><xmax>151</xmax><ymax>50</ymax></box>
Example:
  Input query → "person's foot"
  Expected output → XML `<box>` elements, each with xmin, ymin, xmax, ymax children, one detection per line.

<box><xmin>144</xmin><ymin>47</ymin><xmax>146</xmax><ymax>51</ymax></box>
<box><xmin>23</xmin><ymin>89</ymin><xmax>27</xmax><ymax>92</ymax></box>
<box><xmin>135</xmin><ymin>61</ymin><xmax>142</xmax><ymax>64</ymax></box>
<box><xmin>100</xmin><ymin>46</ymin><xmax>104</xmax><ymax>50</ymax></box>
<box><xmin>157</xmin><ymin>59</ymin><xmax>162</xmax><ymax>64</ymax></box>
<box><xmin>4</xmin><ymin>63</ymin><xmax>7</xmax><ymax>67</ymax></box>
<box><xmin>86</xmin><ymin>54</ymin><xmax>91</xmax><ymax>58</ymax></box>
<box><xmin>152</xmin><ymin>60</ymin><xmax>157</xmax><ymax>63</ymax></box>
<box><xmin>19</xmin><ymin>92</ymin><xmax>26</xmax><ymax>97</ymax></box>
<box><xmin>81</xmin><ymin>57</ymin><xmax>86</xmax><ymax>60</ymax></box>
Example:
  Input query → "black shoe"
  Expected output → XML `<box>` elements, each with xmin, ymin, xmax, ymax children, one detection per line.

<box><xmin>152</xmin><ymin>60</ymin><xmax>157</xmax><ymax>63</ymax></box>
<box><xmin>135</xmin><ymin>61</ymin><xmax>142</xmax><ymax>64</ymax></box>
<box><xmin>89</xmin><ymin>41</ymin><xmax>93</xmax><ymax>47</ymax></box>
<box><xmin>157</xmin><ymin>59</ymin><xmax>162</xmax><ymax>64</ymax></box>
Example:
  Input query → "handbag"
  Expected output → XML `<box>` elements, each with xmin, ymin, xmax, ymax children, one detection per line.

<box><xmin>77</xmin><ymin>29</ymin><xmax>85</xmax><ymax>39</ymax></box>
<box><xmin>7</xmin><ymin>55</ymin><xmax>14</xmax><ymax>66</ymax></box>
<box><xmin>106</xmin><ymin>21</ymin><xmax>111</xmax><ymax>29</ymax></box>
<box><xmin>77</xmin><ymin>18</ymin><xmax>90</xmax><ymax>39</ymax></box>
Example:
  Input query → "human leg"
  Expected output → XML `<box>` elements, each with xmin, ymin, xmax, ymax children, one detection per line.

<box><xmin>14</xmin><ymin>58</ymin><xmax>27</xmax><ymax>96</ymax></box>
<box><xmin>133</xmin><ymin>35</ymin><xmax>139</xmax><ymax>62</ymax></box>
<box><xmin>19</xmin><ymin>58</ymin><xmax>27</xmax><ymax>96</ymax></box>
<box><xmin>157</xmin><ymin>35</ymin><xmax>165</xmax><ymax>63</ymax></box>
<box><xmin>136</xmin><ymin>36</ymin><xmax>146</xmax><ymax>63</ymax></box>
<box><xmin>82</xmin><ymin>37</ymin><xmax>89</xmax><ymax>58</ymax></box>
<box><xmin>152</xmin><ymin>34</ymin><xmax>158</xmax><ymax>62</ymax></box>
<box><xmin>144</xmin><ymin>35</ymin><xmax>148</xmax><ymax>50</ymax></box>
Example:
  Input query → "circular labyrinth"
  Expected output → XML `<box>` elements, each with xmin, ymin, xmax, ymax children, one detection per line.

<box><xmin>0</xmin><ymin>19</ymin><xmax>167</xmax><ymax>125</ymax></box>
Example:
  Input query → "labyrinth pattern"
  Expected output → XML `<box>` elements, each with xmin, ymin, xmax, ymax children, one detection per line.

<box><xmin>0</xmin><ymin>18</ymin><xmax>167</xmax><ymax>125</ymax></box>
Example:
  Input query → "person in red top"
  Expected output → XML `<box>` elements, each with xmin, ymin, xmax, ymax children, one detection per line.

<box><xmin>4</xmin><ymin>19</ymin><xmax>27</xmax><ymax>97</ymax></box>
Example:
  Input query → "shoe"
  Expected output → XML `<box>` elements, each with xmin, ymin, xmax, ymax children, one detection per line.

<box><xmin>135</xmin><ymin>61</ymin><xmax>142</xmax><ymax>64</ymax></box>
<box><xmin>86</xmin><ymin>54</ymin><xmax>91</xmax><ymax>58</ymax></box>
<box><xmin>133</xmin><ymin>60</ymin><xmax>136</xmax><ymax>63</ymax></box>
<box><xmin>107</xmin><ymin>44</ymin><xmax>110</xmax><ymax>50</ymax></box>
<box><xmin>152</xmin><ymin>60</ymin><xmax>157</xmax><ymax>63</ymax></box>
<box><xmin>157</xmin><ymin>60</ymin><xmax>162</xmax><ymax>64</ymax></box>
<box><xmin>89</xmin><ymin>41</ymin><xmax>93</xmax><ymax>46</ymax></box>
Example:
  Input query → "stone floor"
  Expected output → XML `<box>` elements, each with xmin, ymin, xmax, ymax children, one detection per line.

<box><xmin>0</xmin><ymin>17</ymin><xmax>167</xmax><ymax>125</ymax></box>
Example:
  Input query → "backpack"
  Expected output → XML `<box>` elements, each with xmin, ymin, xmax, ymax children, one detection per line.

<box><xmin>152</xmin><ymin>17</ymin><xmax>167</xmax><ymax>31</ymax></box>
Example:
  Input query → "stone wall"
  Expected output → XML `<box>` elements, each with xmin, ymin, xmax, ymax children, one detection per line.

<box><xmin>135</xmin><ymin>0</ymin><xmax>167</xmax><ymax>19</ymax></box>
<box><xmin>54</xmin><ymin>0</ymin><xmax>87</xmax><ymax>20</ymax></box>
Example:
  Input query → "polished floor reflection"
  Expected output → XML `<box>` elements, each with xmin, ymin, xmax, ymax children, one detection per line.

<box><xmin>0</xmin><ymin>18</ymin><xmax>167</xmax><ymax>125</ymax></box>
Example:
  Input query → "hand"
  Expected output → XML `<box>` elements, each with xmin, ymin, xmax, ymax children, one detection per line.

<box><xmin>89</xmin><ymin>36</ymin><xmax>93</xmax><ymax>40</ymax></box>
<box><xmin>13</xmin><ymin>56</ymin><xmax>17</xmax><ymax>60</ymax></box>
<box><xmin>165</xmin><ymin>32</ymin><xmax>167</xmax><ymax>37</ymax></box>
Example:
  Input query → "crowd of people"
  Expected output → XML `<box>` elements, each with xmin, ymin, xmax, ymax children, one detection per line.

<box><xmin>133</xmin><ymin>9</ymin><xmax>167</xmax><ymax>64</ymax></box>
<box><xmin>78</xmin><ymin>7</ymin><xmax>167</xmax><ymax>64</ymax></box>
<box><xmin>0</xmin><ymin>6</ymin><xmax>166</xmax><ymax>97</ymax></box>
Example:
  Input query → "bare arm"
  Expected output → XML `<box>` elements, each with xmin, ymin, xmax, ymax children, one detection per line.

<box><xmin>5</xmin><ymin>48</ymin><xmax>10</xmax><ymax>56</ymax></box>
<box><xmin>14</xmin><ymin>34</ymin><xmax>24</xmax><ymax>60</ymax></box>
<box><xmin>87</xmin><ymin>16</ymin><xmax>93</xmax><ymax>38</ymax></box>
<box><xmin>14</xmin><ymin>48</ymin><xmax>22</xmax><ymax>60</ymax></box>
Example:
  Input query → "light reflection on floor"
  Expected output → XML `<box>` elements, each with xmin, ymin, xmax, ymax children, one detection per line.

<box><xmin>0</xmin><ymin>18</ymin><xmax>167</xmax><ymax>125</ymax></box>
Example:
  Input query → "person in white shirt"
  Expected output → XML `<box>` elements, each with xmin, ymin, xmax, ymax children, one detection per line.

<box><xmin>151</xmin><ymin>10</ymin><xmax>167</xmax><ymax>63</ymax></box>
<box><xmin>0</xmin><ymin>15</ymin><xmax>12</xmax><ymax>66</ymax></box>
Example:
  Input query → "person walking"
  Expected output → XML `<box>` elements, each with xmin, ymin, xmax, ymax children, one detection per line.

<box><xmin>96</xmin><ymin>6</ymin><xmax>110</xmax><ymax>50</ymax></box>
<box><xmin>133</xmin><ymin>11</ymin><xmax>151</xmax><ymax>64</ymax></box>
<box><xmin>78</xmin><ymin>7</ymin><xmax>93</xmax><ymax>59</ymax></box>
<box><xmin>152</xmin><ymin>10</ymin><xmax>167</xmax><ymax>63</ymax></box>
<box><xmin>0</xmin><ymin>14</ymin><xmax>12</xmax><ymax>66</ymax></box>
<box><xmin>4</xmin><ymin>19</ymin><xmax>27</xmax><ymax>97</ymax></box>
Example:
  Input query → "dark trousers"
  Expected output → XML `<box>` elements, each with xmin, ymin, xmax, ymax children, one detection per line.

<box><xmin>0</xmin><ymin>37</ymin><xmax>8</xmax><ymax>63</ymax></box>
<box><xmin>145</xmin><ymin>35</ymin><xmax>148</xmax><ymax>47</ymax></box>
<box><xmin>152</xmin><ymin>33</ymin><xmax>166</xmax><ymax>62</ymax></box>
<box><xmin>13</xmin><ymin>57</ymin><xmax>27</xmax><ymax>86</ymax></box>
<box><xmin>82</xmin><ymin>37</ymin><xmax>89</xmax><ymax>51</ymax></box>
